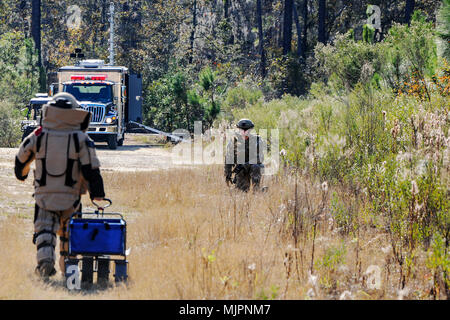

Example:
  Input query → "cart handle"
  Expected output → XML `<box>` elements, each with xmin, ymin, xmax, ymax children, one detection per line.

<box><xmin>92</xmin><ymin>198</ymin><xmax>112</xmax><ymax>213</ymax></box>
<box><xmin>68</xmin><ymin>211</ymin><xmax>125</xmax><ymax>221</ymax></box>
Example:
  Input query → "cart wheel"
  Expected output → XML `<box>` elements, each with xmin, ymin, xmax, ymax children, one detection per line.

<box><xmin>97</xmin><ymin>258</ymin><xmax>110</xmax><ymax>287</ymax></box>
<box><xmin>81</xmin><ymin>257</ymin><xmax>94</xmax><ymax>289</ymax></box>
<box><xmin>114</xmin><ymin>260</ymin><xmax>128</xmax><ymax>283</ymax></box>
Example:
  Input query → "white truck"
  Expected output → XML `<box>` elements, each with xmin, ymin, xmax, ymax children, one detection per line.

<box><xmin>51</xmin><ymin>59</ymin><xmax>142</xmax><ymax>149</ymax></box>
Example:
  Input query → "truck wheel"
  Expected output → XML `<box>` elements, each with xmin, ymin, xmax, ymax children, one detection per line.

<box><xmin>107</xmin><ymin>134</ymin><xmax>118</xmax><ymax>150</ymax></box>
<box><xmin>21</xmin><ymin>127</ymin><xmax>35</xmax><ymax>141</ymax></box>
<box><xmin>117</xmin><ymin>134</ymin><xmax>124</xmax><ymax>146</ymax></box>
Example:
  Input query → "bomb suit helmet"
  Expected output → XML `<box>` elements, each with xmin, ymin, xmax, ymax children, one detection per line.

<box><xmin>48</xmin><ymin>92</ymin><xmax>79</xmax><ymax>109</ymax></box>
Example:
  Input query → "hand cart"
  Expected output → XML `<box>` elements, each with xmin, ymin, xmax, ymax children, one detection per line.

<box><xmin>64</xmin><ymin>198</ymin><xmax>128</xmax><ymax>289</ymax></box>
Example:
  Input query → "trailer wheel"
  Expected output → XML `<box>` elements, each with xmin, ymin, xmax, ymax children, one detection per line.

<box><xmin>114</xmin><ymin>260</ymin><xmax>128</xmax><ymax>283</ymax></box>
<box><xmin>97</xmin><ymin>258</ymin><xmax>110</xmax><ymax>287</ymax></box>
<box><xmin>107</xmin><ymin>134</ymin><xmax>118</xmax><ymax>150</ymax></box>
<box><xmin>81</xmin><ymin>257</ymin><xmax>94</xmax><ymax>289</ymax></box>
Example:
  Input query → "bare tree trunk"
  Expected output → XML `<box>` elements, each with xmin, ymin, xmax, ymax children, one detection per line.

<box><xmin>224</xmin><ymin>0</ymin><xmax>230</xmax><ymax>18</ymax></box>
<box><xmin>283</xmin><ymin>0</ymin><xmax>294</xmax><ymax>55</ymax></box>
<box><xmin>189</xmin><ymin>0</ymin><xmax>197</xmax><ymax>64</ymax></box>
<box><xmin>31</xmin><ymin>0</ymin><xmax>41</xmax><ymax>65</ymax></box>
<box><xmin>301</xmin><ymin>0</ymin><xmax>308</xmax><ymax>59</ymax></box>
<box><xmin>318</xmin><ymin>0</ymin><xmax>326</xmax><ymax>44</ymax></box>
<box><xmin>293</xmin><ymin>2</ymin><xmax>302</xmax><ymax>58</ymax></box>
<box><xmin>404</xmin><ymin>0</ymin><xmax>415</xmax><ymax>25</ymax></box>
<box><xmin>31</xmin><ymin>0</ymin><xmax>46</xmax><ymax>91</ymax></box>
<box><xmin>223</xmin><ymin>0</ymin><xmax>234</xmax><ymax>44</ymax></box>
<box><xmin>257</xmin><ymin>0</ymin><xmax>266</xmax><ymax>78</ymax></box>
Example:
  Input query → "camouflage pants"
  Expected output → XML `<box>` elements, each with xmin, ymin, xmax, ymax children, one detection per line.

<box><xmin>233</xmin><ymin>164</ymin><xmax>263</xmax><ymax>192</ymax></box>
<box><xmin>33</xmin><ymin>204</ymin><xmax>79</xmax><ymax>277</ymax></box>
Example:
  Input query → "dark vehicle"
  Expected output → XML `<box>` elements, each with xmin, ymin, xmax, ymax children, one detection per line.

<box><xmin>20</xmin><ymin>93</ymin><xmax>52</xmax><ymax>141</ymax></box>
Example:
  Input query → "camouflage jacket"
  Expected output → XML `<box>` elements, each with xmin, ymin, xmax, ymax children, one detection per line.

<box><xmin>224</xmin><ymin>131</ymin><xmax>265</xmax><ymax>177</ymax></box>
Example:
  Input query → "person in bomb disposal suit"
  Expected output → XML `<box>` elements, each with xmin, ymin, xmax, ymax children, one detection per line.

<box><xmin>224</xmin><ymin>119</ymin><xmax>265</xmax><ymax>192</ymax></box>
<box><xmin>14</xmin><ymin>92</ymin><xmax>105</xmax><ymax>279</ymax></box>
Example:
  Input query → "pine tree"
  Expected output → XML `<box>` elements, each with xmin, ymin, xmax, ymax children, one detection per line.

<box><xmin>437</xmin><ymin>0</ymin><xmax>450</xmax><ymax>60</ymax></box>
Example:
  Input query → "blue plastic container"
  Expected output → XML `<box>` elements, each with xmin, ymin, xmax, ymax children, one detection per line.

<box><xmin>69</xmin><ymin>218</ymin><xmax>126</xmax><ymax>255</ymax></box>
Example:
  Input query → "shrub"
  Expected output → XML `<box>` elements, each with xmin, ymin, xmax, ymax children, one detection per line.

<box><xmin>383</xmin><ymin>14</ymin><xmax>437</xmax><ymax>94</ymax></box>
<box><xmin>314</xmin><ymin>11</ymin><xmax>437</xmax><ymax>95</ymax></box>
<box><xmin>314</xmin><ymin>32</ymin><xmax>384</xmax><ymax>91</ymax></box>
<box><xmin>267</xmin><ymin>54</ymin><xmax>309</xmax><ymax>97</ymax></box>
<box><xmin>220</xmin><ymin>81</ymin><xmax>263</xmax><ymax>119</ymax></box>
<box><xmin>0</xmin><ymin>32</ymin><xmax>40</xmax><ymax>106</ymax></box>
<box><xmin>144</xmin><ymin>66</ymin><xmax>205</xmax><ymax>132</ymax></box>
<box><xmin>0</xmin><ymin>101</ymin><xmax>22</xmax><ymax>147</ymax></box>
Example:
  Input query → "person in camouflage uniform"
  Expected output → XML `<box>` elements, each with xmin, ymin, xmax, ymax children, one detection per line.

<box><xmin>14</xmin><ymin>92</ymin><xmax>105</xmax><ymax>279</ymax></box>
<box><xmin>224</xmin><ymin>119</ymin><xmax>265</xmax><ymax>192</ymax></box>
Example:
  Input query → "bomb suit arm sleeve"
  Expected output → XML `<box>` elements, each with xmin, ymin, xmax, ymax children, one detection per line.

<box><xmin>79</xmin><ymin>134</ymin><xmax>105</xmax><ymax>199</ymax></box>
<box><xmin>14</xmin><ymin>130</ymin><xmax>38</xmax><ymax>181</ymax></box>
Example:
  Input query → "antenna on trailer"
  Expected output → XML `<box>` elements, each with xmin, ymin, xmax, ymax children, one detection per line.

<box><xmin>108</xmin><ymin>2</ymin><xmax>115</xmax><ymax>66</ymax></box>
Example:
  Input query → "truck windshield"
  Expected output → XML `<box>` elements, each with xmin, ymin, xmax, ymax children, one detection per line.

<box><xmin>63</xmin><ymin>83</ymin><xmax>113</xmax><ymax>104</ymax></box>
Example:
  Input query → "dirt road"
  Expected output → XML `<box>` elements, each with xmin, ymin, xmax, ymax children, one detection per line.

<box><xmin>89</xmin><ymin>134</ymin><xmax>180</xmax><ymax>172</ymax></box>
<box><xmin>0</xmin><ymin>134</ymin><xmax>183</xmax><ymax>217</ymax></box>
<box><xmin>0</xmin><ymin>134</ymin><xmax>178</xmax><ymax>173</ymax></box>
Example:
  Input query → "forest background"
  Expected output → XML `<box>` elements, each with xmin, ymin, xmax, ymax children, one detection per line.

<box><xmin>0</xmin><ymin>0</ymin><xmax>448</xmax><ymax>299</ymax></box>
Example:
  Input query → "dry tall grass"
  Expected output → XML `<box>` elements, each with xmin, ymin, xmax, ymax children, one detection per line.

<box><xmin>0</xmin><ymin>165</ymin><xmax>442</xmax><ymax>299</ymax></box>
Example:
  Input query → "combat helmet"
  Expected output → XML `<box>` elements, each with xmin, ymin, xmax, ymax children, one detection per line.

<box><xmin>236</xmin><ymin>119</ymin><xmax>254</xmax><ymax>130</ymax></box>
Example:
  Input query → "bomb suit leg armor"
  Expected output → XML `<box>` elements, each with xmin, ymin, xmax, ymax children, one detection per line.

<box><xmin>33</xmin><ymin>206</ymin><xmax>59</xmax><ymax>277</ymax></box>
